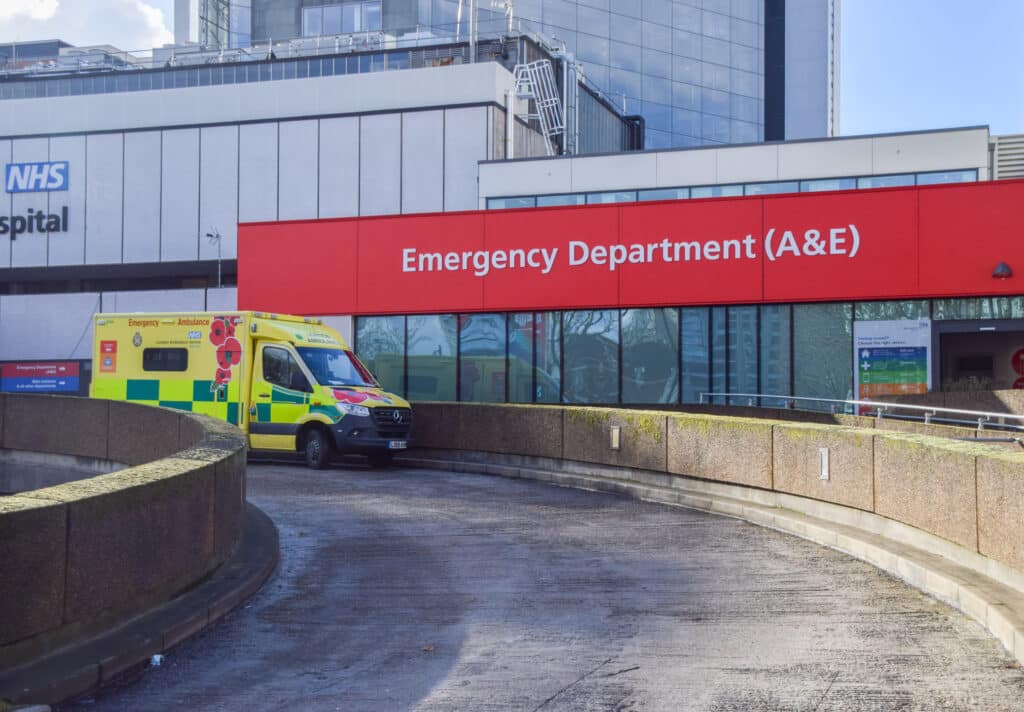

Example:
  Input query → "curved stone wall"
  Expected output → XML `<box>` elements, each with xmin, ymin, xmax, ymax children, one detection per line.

<box><xmin>0</xmin><ymin>393</ymin><xmax>247</xmax><ymax>671</ymax></box>
<box><xmin>412</xmin><ymin>402</ymin><xmax>1024</xmax><ymax>586</ymax></box>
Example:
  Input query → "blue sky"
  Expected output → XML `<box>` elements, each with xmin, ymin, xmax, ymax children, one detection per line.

<box><xmin>840</xmin><ymin>0</ymin><xmax>1024</xmax><ymax>136</ymax></box>
<box><xmin>3</xmin><ymin>0</ymin><xmax>1022</xmax><ymax>137</ymax></box>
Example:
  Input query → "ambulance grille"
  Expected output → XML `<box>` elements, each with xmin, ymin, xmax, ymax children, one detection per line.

<box><xmin>372</xmin><ymin>408</ymin><xmax>413</xmax><ymax>437</ymax></box>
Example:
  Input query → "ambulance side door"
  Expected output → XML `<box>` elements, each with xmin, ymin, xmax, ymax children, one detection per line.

<box><xmin>248</xmin><ymin>343</ymin><xmax>313</xmax><ymax>452</ymax></box>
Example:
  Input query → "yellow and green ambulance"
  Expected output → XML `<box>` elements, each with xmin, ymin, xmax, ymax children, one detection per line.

<box><xmin>91</xmin><ymin>311</ymin><xmax>412</xmax><ymax>468</ymax></box>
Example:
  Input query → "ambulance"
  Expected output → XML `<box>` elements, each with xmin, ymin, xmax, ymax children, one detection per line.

<box><xmin>90</xmin><ymin>311</ymin><xmax>412</xmax><ymax>468</ymax></box>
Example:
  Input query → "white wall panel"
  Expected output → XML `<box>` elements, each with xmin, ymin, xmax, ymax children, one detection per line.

<box><xmin>199</xmin><ymin>125</ymin><xmax>239</xmax><ymax>261</ymax></box>
<box><xmin>238</xmin><ymin>122</ymin><xmax>278</xmax><ymax>222</ymax></box>
<box><xmin>205</xmin><ymin>287</ymin><xmax>239</xmax><ymax>311</ymax></box>
<box><xmin>715</xmin><ymin>144</ymin><xmax>779</xmax><ymax>183</ymax></box>
<box><xmin>84</xmin><ymin>133</ymin><xmax>124</xmax><ymax>264</ymax></box>
<box><xmin>278</xmin><ymin>120</ymin><xmax>318</xmax><ymax>221</ymax></box>
<box><xmin>0</xmin><ymin>140</ymin><xmax>11</xmax><ymax>267</ymax></box>
<box><xmin>359</xmin><ymin>114</ymin><xmax>401</xmax><ymax>216</ymax></box>
<box><xmin>122</xmin><ymin>131</ymin><xmax>162</xmax><ymax>263</ymax></box>
<box><xmin>160</xmin><ymin>129</ymin><xmax>200</xmax><ymax>261</ymax></box>
<box><xmin>318</xmin><ymin>117</ymin><xmax>360</xmax><ymax>218</ymax></box>
<box><xmin>444</xmin><ymin>107</ymin><xmax>488</xmax><ymax>211</ymax></box>
<box><xmin>100</xmin><ymin>288</ymin><xmax>206</xmax><ymax>313</ymax></box>
<box><xmin>0</xmin><ymin>292</ymin><xmax>100</xmax><ymax>360</ymax></box>
<box><xmin>401</xmin><ymin>111</ymin><xmax>444</xmax><ymax>214</ymax></box>
<box><xmin>570</xmin><ymin>153</ymin><xmax>658</xmax><ymax>192</ymax></box>
<box><xmin>10</xmin><ymin>138</ymin><xmax>49</xmax><ymax>267</ymax></box>
<box><xmin>778</xmin><ymin>137</ymin><xmax>873</xmax><ymax>180</ymax></box>
<box><xmin>478</xmin><ymin>153</ymin><xmax>573</xmax><ymax>204</ymax></box>
<box><xmin>655</xmin><ymin>149</ymin><xmax>717</xmax><ymax>187</ymax></box>
<box><xmin>48</xmin><ymin>135</ymin><xmax>86</xmax><ymax>266</ymax></box>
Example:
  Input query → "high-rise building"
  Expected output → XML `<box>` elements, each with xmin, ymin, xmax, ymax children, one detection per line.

<box><xmin>175</xmin><ymin>0</ymin><xmax>839</xmax><ymax>148</ymax></box>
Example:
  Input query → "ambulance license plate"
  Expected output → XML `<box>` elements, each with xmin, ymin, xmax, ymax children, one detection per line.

<box><xmin>388</xmin><ymin>440</ymin><xmax>407</xmax><ymax>450</ymax></box>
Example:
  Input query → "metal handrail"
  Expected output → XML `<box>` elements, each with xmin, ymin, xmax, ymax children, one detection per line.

<box><xmin>698</xmin><ymin>392</ymin><xmax>1024</xmax><ymax>432</ymax></box>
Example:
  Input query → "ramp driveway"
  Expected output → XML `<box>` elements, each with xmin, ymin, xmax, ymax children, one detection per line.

<box><xmin>62</xmin><ymin>463</ymin><xmax>1024</xmax><ymax>711</ymax></box>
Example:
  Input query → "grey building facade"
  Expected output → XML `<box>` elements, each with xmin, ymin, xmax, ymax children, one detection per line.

<box><xmin>178</xmin><ymin>0</ymin><xmax>839</xmax><ymax>148</ymax></box>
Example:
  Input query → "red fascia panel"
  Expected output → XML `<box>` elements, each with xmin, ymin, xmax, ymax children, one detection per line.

<box><xmin>237</xmin><ymin>179</ymin><xmax>1024</xmax><ymax>316</ymax></box>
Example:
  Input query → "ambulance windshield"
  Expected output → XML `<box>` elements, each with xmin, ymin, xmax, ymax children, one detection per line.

<box><xmin>295</xmin><ymin>347</ymin><xmax>379</xmax><ymax>388</ymax></box>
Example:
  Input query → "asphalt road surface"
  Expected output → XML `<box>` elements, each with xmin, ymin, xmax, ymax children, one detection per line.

<box><xmin>63</xmin><ymin>463</ymin><xmax>1024</xmax><ymax>711</ymax></box>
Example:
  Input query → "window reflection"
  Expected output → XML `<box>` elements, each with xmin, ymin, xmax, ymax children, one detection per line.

<box><xmin>564</xmin><ymin>310</ymin><xmax>619</xmax><ymax>403</ymax></box>
<box><xmin>622</xmin><ymin>308</ymin><xmax>679</xmax><ymax>403</ymax></box>
<box><xmin>407</xmin><ymin>314</ymin><xmax>457</xmax><ymax>401</ymax></box>
<box><xmin>459</xmin><ymin>313</ymin><xmax>507</xmax><ymax>402</ymax></box>
<box><xmin>355</xmin><ymin>315</ymin><xmax>406</xmax><ymax>397</ymax></box>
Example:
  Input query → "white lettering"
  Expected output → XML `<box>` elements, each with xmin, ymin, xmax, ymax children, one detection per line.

<box><xmin>569</xmin><ymin>241</ymin><xmax>589</xmax><ymax>266</ymax></box>
<box><xmin>829</xmin><ymin>227</ymin><xmax>847</xmax><ymax>255</ymax></box>
<box><xmin>540</xmin><ymin>248</ymin><xmax>558</xmax><ymax>274</ymax></box>
<box><xmin>402</xmin><ymin>248</ymin><xmax>416</xmax><ymax>272</ymax></box>
<box><xmin>776</xmin><ymin>230</ymin><xmax>801</xmax><ymax>257</ymax></box>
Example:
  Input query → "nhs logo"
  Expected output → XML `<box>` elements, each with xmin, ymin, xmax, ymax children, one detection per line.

<box><xmin>5</xmin><ymin>162</ymin><xmax>69</xmax><ymax>193</ymax></box>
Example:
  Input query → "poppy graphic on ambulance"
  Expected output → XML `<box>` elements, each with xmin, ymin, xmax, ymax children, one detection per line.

<box><xmin>209</xmin><ymin>316</ymin><xmax>242</xmax><ymax>388</ymax></box>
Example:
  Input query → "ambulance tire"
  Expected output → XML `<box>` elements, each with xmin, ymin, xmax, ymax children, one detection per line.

<box><xmin>368</xmin><ymin>452</ymin><xmax>393</xmax><ymax>469</ymax></box>
<box><xmin>303</xmin><ymin>428</ymin><xmax>331</xmax><ymax>470</ymax></box>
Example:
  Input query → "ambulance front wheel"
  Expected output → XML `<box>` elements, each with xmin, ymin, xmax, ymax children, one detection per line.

<box><xmin>304</xmin><ymin>429</ymin><xmax>331</xmax><ymax>469</ymax></box>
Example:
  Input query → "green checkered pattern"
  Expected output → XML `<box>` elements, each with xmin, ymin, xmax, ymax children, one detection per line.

<box><xmin>93</xmin><ymin>377</ymin><xmax>242</xmax><ymax>425</ymax></box>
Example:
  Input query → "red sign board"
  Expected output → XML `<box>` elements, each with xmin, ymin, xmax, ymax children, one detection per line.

<box><xmin>238</xmin><ymin>180</ymin><xmax>1024</xmax><ymax>316</ymax></box>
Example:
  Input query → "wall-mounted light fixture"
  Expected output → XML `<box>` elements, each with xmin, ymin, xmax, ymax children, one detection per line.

<box><xmin>993</xmin><ymin>262</ymin><xmax>1013</xmax><ymax>279</ymax></box>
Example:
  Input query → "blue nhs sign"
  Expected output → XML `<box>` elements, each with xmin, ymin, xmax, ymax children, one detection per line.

<box><xmin>5</xmin><ymin>162</ymin><xmax>69</xmax><ymax>193</ymax></box>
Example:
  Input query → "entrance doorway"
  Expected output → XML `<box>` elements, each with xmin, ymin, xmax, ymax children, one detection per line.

<box><xmin>933</xmin><ymin>320</ymin><xmax>1024</xmax><ymax>391</ymax></box>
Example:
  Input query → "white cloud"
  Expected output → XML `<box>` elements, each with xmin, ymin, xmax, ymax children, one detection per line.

<box><xmin>0</xmin><ymin>0</ymin><xmax>59</xmax><ymax>23</ymax></box>
<box><xmin>0</xmin><ymin>0</ymin><xmax>173</xmax><ymax>52</ymax></box>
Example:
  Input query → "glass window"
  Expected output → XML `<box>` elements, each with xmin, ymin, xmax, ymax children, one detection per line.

<box><xmin>745</xmin><ymin>181</ymin><xmax>799</xmax><ymax>195</ymax></box>
<box><xmin>916</xmin><ymin>169</ymin><xmax>978</xmax><ymax>185</ymax></box>
<box><xmin>727</xmin><ymin>306</ymin><xmax>758</xmax><ymax>404</ymax></box>
<box><xmin>760</xmin><ymin>305</ymin><xmax>791</xmax><ymax>407</ymax></box>
<box><xmin>143</xmin><ymin>348</ymin><xmax>188</xmax><ymax>372</ymax></box>
<box><xmin>857</xmin><ymin>174</ymin><xmax>914</xmax><ymax>189</ymax></box>
<box><xmin>643</xmin><ymin>0</ymin><xmax>672</xmax><ymax>25</ymax></box>
<box><xmin>702</xmin><ymin>10</ymin><xmax>731</xmax><ymax>40</ymax></box>
<box><xmin>638</xmin><ymin>187</ymin><xmax>688</xmax><ymax>201</ymax></box>
<box><xmin>487</xmin><ymin>196</ymin><xmax>536</xmax><ymax>209</ymax></box>
<box><xmin>855</xmin><ymin>301</ymin><xmax>930</xmax><ymax>321</ymax></box>
<box><xmin>623</xmin><ymin>308</ymin><xmax>679</xmax><ymax>403</ymax></box>
<box><xmin>710</xmin><ymin>306</ymin><xmax>727</xmax><ymax>404</ymax></box>
<box><xmin>303</xmin><ymin>6</ymin><xmax>323</xmax><ymax>35</ymax></box>
<box><xmin>564</xmin><ymin>310</ymin><xmax>619</xmax><ymax>403</ymax></box>
<box><xmin>578</xmin><ymin>7</ymin><xmax>609</xmax><ymax>37</ymax></box>
<box><xmin>407</xmin><ymin>315</ymin><xmax>457</xmax><ymax>401</ymax></box>
<box><xmin>672</xmin><ymin>107</ymin><xmax>701</xmax><ymax>136</ymax></box>
<box><xmin>356</xmin><ymin>315</ymin><xmax>406</xmax><ymax>397</ymax></box>
<box><xmin>681</xmin><ymin>307</ymin><xmax>709</xmax><ymax>403</ymax></box>
<box><xmin>793</xmin><ymin>303</ymin><xmax>853</xmax><ymax>408</ymax></box>
<box><xmin>535</xmin><ymin>312</ymin><xmax>562</xmax><ymax>403</ymax></box>
<box><xmin>932</xmin><ymin>297</ymin><xmax>1024</xmax><ymax>321</ymax></box>
<box><xmin>537</xmin><ymin>193</ymin><xmax>585</xmax><ymax>207</ymax></box>
<box><xmin>673</xmin><ymin>3</ymin><xmax>701</xmax><ymax>33</ymax></box>
<box><xmin>297</xmin><ymin>347</ymin><xmax>377</xmax><ymax>388</ymax></box>
<box><xmin>459</xmin><ymin>314</ymin><xmax>507</xmax><ymax>402</ymax></box>
<box><xmin>610</xmin><ymin>40</ymin><xmax>642</xmax><ymax>73</ymax></box>
<box><xmin>327</xmin><ymin>4</ymin><xmax>345</xmax><ymax>33</ymax></box>
<box><xmin>363</xmin><ymin>1</ymin><xmax>382</xmax><ymax>31</ymax></box>
<box><xmin>586</xmin><ymin>191</ymin><xmax>636</xmax><ymax>204</ymax></box>
<box><xmin>262</xmin><ymin>347</ymin><xmax>311</xmax><ymax>392</ymax></box>
<box><xmin>691</xmin><ymin>184</ymin><xmax>743</xmax><ymax>198</ymax></box>
<box><xmin>801</xmin><ymin>178</ymin><xmax>857</xmax><ymax>192</ymax></box>
<box><xmin>508</xmin><ymin>313</ymin><xmax>535</xmax><ymax>403</ymax></box>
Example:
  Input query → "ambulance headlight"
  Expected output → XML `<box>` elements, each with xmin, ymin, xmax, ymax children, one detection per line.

<box><xmin>337</xmin><ymin>403</ymin><xmax>370</xmax><ymax>418</ymax></box>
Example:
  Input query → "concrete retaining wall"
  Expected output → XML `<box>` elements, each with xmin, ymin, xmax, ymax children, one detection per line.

<box><xmin>411</xmin><ymin>402</ymin><xmax>1024</xmax><ymax>578</ymax></box>
<box><xmin>0</xmin><ymin>393</ymin><xmax>247</xmax><ymax>671</ymax></box>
